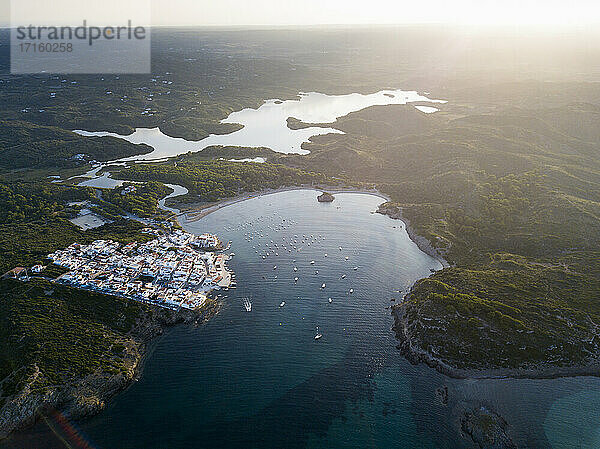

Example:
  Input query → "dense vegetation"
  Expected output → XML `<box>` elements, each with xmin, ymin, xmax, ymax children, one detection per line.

<box><xmin>115</xmin><ymin>159</ymin><xmax>329</xmax><ymax>202</ymax></box>
<box><xmin>0</xmin><ymin>120</ymin><xmax>152</xmax><ymax>169</ymax></box>
<box><xmin>103</xmin><ymin>181</ymin><xmax>173</xmax><ymax>218</ymax></box>
<box><xmin>0</xmin><ymin>278</ymin><xmax>149</xmax><ymax>394</ymax></box>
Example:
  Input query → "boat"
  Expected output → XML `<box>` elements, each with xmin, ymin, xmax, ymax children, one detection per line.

<box><xmin>349</xmin><ymin>289</ymin><xmax>354</xmax><ymax>294</ymax></box>
<box><xmin>328</xmin><ymin>297</ymin><xmax>333</xmax><ymax>303</ymax></box>
<box><xmin>310</xmin><ymin>260</ymin><xmax>315</xmax><ymax>265</ymax></box>
<box><xmin>345</xmin><ymin>256</ymin><xmax>349</xmax><ymax>260</ymax></box>
<box><xmin>321</xmin><ymin>283</ymin><xmax>326</xmax><ymax>289</ymax></box>
<box><xmin>243</xmin><ymin>298</ymin><xmax>252</xmax><ymax>312</ymax></box>
<box><xmin>273</xmin><ymin>265</ymin><xmax>277</xmax><ymax>270</ymax></box>
<box><xmin>279</xmin><ymin>301</ymin><xmax>285</xmax><ymax>307</ymax></box>
<box><xmin>294</xmin><ymin>267</ymin><xmax>297</xmax><ymax>272</ymax></box>
<box><xmin>341</xmin><ymin>274</ymin><xmax>346</xmax><ymax>279</ymax></box>
<box><xmin>353</xmin><ymin>266</ymin><xmax>358</xmax><ymax>271</ymax></box>
<box><xmin>294</xmin><ymin>277</ymin><xmax>299</xmax><ymax>282</ymax></box>
<box><xmin>324</xmin><ymin>253</ymin><xmax>328</xmax><ymax>257</ymax></box>
<box><xmin>314</xmin><ymin>327</ymin><xmax>322</xmax><ymax>340</ymax></box>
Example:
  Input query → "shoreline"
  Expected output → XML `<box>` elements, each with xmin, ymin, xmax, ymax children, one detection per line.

<box><xmin>176</xmin><ymin>185</ymin><xmax>391</xmax><ymax>223</ymax></box>
<box><xmin>375</xmin><ymin>203</ymin><xmax>450</xmax><ymax>269</ymax></box>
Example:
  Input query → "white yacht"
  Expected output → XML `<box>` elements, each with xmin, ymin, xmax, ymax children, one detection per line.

<box><xmin>314</xmin><ymin>327</ymin><xmax>322</xmax><ymax>340</ymax></box>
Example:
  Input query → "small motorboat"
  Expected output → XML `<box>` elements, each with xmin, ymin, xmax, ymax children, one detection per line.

<box><xmin>341</xmin><ymin>274</ymin><xmax>346</xmax><ymax>279</ymax></box>
<box><xmin>273</xmin><ymin>265</ymin><xmax>277</xmax><ymax>270</ymax></box>
<box><xmin>294</xmin><ymin>277</ymin><xmax>299</xmax><ymax>282</ymax></box>
<box><xmin>310</xmin><ymin>260</ymin><xmax>315</xmax><ymax>265</ymax></box>
<box><xmin>314</xmin><ymin>327</ymin><xmax>322</xmax><ymax>340</ymax></box>
<box><xmin>280</xmin><ymin>301</ymin><xmax>285</xmax><ymax>307</ymax></box>
<box><xmin>321</xmin><ymin>283</ymin><xmax>326</xmax><ymax>289</ymax></box>
<box><xmin>353</xmin><ymin>266</ymin><xmax>358</xmax><ymax>271</ymax></box>
<box><xmin>349</xmin><ymin>289</ymin><xmax>354</xmax><ymax>294</ymax></box>
<box><xmin>328</xmin><ymin>297</ymin><xmax>333</xmax><ymax>303</ymax></box>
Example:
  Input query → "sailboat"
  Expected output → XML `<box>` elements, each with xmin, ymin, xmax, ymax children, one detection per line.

<box><xmin>243</xmin><ymin>298</ymin><xmax>252</xmax><ymax>312</ymax></box>
<box><xmin>314</xmin><ymin>327</ymin><xmax>322</xmax><ymax>340</ymax></box>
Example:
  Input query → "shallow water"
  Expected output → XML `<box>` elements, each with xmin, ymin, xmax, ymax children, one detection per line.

<box><xmin>4</xmin><ymin>190</ymin><xmax>600</xmax><ymax>449</ymax></box>
<box><xmin>158</xmin><ymin>184</ymin><xmax>189</xmax><ymax>214</ymax></box>
<box><xmin>73</xmin><ymin>89</ymin><xmax>445</xmax><ymax>160</ymax></box>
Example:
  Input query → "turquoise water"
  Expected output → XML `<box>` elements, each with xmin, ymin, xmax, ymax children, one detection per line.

<box><xmin>5</xmin><ymin>190</ymin><xmax>600</xmax><ymax>448</ymax></box>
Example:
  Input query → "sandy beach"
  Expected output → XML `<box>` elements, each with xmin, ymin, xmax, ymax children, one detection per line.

<box><xmin>175</xmin><ymin>185</ymin><xmax>391</xmax><ymax>222</ymax></box>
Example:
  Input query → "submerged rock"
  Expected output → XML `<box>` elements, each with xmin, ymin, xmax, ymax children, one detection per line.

<box><xmin>435</xmin><ymin>385</ymin><xmax>449</xmax><ymax>406</ymax></box>
<box><xmin>461</xmin><ymin>407</ymin><xmax>517</xmax><ymax>449</ymax></box>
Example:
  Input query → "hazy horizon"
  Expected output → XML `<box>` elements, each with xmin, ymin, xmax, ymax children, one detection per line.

<box><xmin>1</xmin><ymin>0</ymin><xmax>600</xmax><ymax>27</ymax></box>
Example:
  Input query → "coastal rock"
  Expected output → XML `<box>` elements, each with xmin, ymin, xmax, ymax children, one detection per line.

<box><xmin>317</xmin><ymin>192</ymin><xmax>335</xmax><ymax>203</ymax></box>
<box><xmin>460</xmin><ymin>407</ymin><xmax>517</xmax><ymax>449</ymax></box>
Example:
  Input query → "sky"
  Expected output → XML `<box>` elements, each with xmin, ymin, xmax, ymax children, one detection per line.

<box><xmin>2</xmin><ymin>0</ymin><xmax>600</xmax><ymax>27</ymax></box>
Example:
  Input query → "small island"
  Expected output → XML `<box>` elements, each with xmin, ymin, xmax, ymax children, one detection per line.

<box><xmin>317</xmin><ymin>192</ymin><xmax>335</xmax><ymax>203</ymax></box>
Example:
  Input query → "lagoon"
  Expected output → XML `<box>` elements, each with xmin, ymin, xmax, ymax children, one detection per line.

<box><xmin>73</xmin><ymin>89</ymin><xmax>446</xmax><ymax>160</ymax></box>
